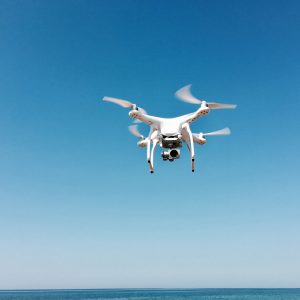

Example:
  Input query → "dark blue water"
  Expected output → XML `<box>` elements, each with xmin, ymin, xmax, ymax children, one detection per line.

<box><xmin>0</xmin><ymin>289</ymin><xmax>300</xmax><ymax>300</ymax></box>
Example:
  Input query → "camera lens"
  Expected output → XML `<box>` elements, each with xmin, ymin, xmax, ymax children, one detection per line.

<box><xmin>170</xmin><ymin>149</ymin><xmax>179</xmax><ymax>158</ymax></box>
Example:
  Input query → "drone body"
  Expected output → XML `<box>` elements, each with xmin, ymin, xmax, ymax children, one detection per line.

<box><xmin>103</xmin><ymin>84</ymin><xmax>236</xmax><ymax>173</ymax></box>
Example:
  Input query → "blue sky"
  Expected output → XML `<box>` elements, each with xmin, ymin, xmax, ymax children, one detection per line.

<box><xmin>0</xmin><ymin>0</ymin><xmax>300</xmax><ymax>289</ymax></box>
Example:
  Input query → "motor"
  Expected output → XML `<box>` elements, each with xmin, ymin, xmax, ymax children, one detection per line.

<box><xmin>161</xmin><ymin>148</ymin><xmax>180</xmax><ymax>161</ymax></box>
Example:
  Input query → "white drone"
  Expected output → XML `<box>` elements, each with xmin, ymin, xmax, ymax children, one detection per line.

<box><xmin>103</xmin><ymin>84</ymin><xmax>237</xmax><ymax>173</ymax></box>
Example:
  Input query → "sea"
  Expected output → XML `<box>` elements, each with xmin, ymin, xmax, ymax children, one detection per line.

<box><xmin>0</xmin><ymin>289</ymin><xmax>300</xmax><ymax>300</ymax></box>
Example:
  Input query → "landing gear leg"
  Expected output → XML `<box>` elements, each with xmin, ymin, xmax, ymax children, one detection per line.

<box><xmin>146</xmin><ymin>139</ymin><xmax>152</xmax><ymax>172</ymax></box>
<box><xmin>183</xmin><ymin>123</ymin><xmax>195</xmax><ymax>172</ymax></box>
<box><xmin>150</xmin><ymin>139</ymin><xmax>158</xmax><ymax>173</ymax></box>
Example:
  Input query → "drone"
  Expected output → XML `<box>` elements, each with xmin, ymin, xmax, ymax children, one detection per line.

<box><xmin>103</xmin><ymin>84</ymin><xmax>237</xmax><ymax>173</ymax></box>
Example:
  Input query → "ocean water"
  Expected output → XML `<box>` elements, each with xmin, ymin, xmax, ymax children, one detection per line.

<box><xmin>0</xmin><ymin>289</ymin><xmax>300</xmax><ymax>300</ymax></box>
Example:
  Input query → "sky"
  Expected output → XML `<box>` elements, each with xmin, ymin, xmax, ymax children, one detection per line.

<box><xmin>0</xmin><ymin>0</ymin><xmax>300</xmax><ymax>289</ymax></box>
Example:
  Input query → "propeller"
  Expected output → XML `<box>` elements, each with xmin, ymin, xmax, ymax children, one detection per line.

<box><xmin>193</xmin><ymin>127</ymin><xmax>231</xmax><ymax>145</ymax></box>
<box><xmin>103</xmin><ymin>96</ymin><xmax>135</xmax><ymax>108</ymax></box>
<box><xmin>203</xmin><ymin>127</ymin><xmax>231</xmax><ymax>137</ymax></box>
<box><xmin>128</xmin><ymin>125</ymin><xmax>149</xmax><ymax>148</ymax></box>
<box><xmin>128</xmin><ymin>125</ymin><xmax>144</xmax><ymax>139</ymax></box>
<box><xmin>103</xmin><ymin>96</ymin><xmax>147</xmax><ymax>123</ymax></box>
<box><xmin>175</xmin><ymin>84</ymin><xmax>237</xmax><ymax>109</ymax></box>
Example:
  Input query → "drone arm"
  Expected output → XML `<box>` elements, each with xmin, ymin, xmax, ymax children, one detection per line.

<box><xmin>182</xmin><ymin>123</ymin><xmax>195</xmax><ymax>172</ymax></box>
<box><xmin>181</xmin><ymin>103</ymin><xmax>210</xmax><ymax>125</ymax></box>
<box><xmin>129</xmin><ymin>110</ymin><xmax>162</xmax><ymax>128</ymax></box>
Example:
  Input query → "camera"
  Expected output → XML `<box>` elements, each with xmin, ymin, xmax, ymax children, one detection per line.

<box><xmin>161</xmin><ymin>148</ymin><xmax>180</xmax><ymax>161</ymax></box>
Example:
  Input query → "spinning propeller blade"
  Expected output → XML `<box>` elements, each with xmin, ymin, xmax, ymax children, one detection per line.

<box><xmin>103</xmin><ymin>96</ymin><xmax>147</xmax><ymax>118</ymax></box>
<box><xmin>203</xmin><ymin>127</ymin><xmax>231</xmax><ymax>136</ymax></box>
<box><xmin>175</xmin><ymin>84</ymin><xmax>237</xmax><ymax>109</ymax></box>
<box><xmin>175</xmin><ymin>84</ymin><xmax>202</xmax><ymax>104</ymax></box>
<box><xmin>103</xmin><ymin>96</ymin><xmax>134</xmax><ymax>108</ymax></box>
<box><xmin>206</xmin><ymin>103</ymin><xmax>237</xmax><ymax>109</ymax></box>
<box><xmin>103</xmin><ymin>96</ymin><xmax>148</xmax><ymax>124</ymax></box>
<box><xmin>128</xmin><ymin>125</ymin><xmax>144</xmax><ymax>139</ymax></box>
